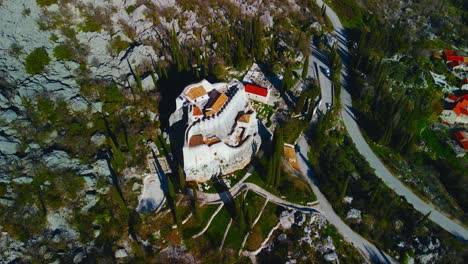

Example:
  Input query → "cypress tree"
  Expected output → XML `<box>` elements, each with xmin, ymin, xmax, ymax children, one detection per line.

<box><xmin>178</xmin><ymin>164</ymin><xmax>186</xmax><ymax>193</ymax></box>
<box><xmin>340</xmin><ymin>175</ymin><xmax>350</xmax><ymax>201</ymax></box>
<box><xmin>302</xmin><ymin>56</ymin><xmax>309</xmax><ymax>80</ymax></box>
<box><xmin>191</xmin><ymin>185</ymin><xmax>200</xmax><ymax>220</ymax></box>
<box><xmin>282</xmin><ymin>67</ymin><xmax>293</xmax><ymax>91</ymax></box>
<box><xmin>370</xmin><ymin>181</ymin><xmax>382</xmax><ymax>205</ymax></box>
<box><xmin>272</xmin><ymin>128</ymin><xmax>284</xmax><ymax>187</ymax></box>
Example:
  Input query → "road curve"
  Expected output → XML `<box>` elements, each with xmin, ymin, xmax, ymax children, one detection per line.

<box><xmin>315</xmin><ymin>0</ymin><xmax>468</xmax><ymax>240</ymax></box>
<box><xmin>296</xmin><ymin>135</ymin><xmax>396</xmax><ymax>264</ymax></box>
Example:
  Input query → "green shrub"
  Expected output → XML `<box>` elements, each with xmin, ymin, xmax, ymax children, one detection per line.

<box><xmin>36</xmin><ymin>0</ymin><xmax>58</xmax><ymax>7</ymax></box>
<box><xmin>79</xmin><ymin>16</ymin><xmax>102</xmax><ymax>32</ymax></box>
<box><xmin>53</xmin><ymin>45</ymin><xmax>74</xmax><ymax>61</ymax></box>
<box><xmin>125</xmin><ymin>4</ymin><xmax>138</xmax><ymax>14</ymax></box>
<box><xmin>110</xmin><ymin>36</ymin><xmax>130</xmax><ymax>54</ymax></box>
<box><xmin>24</xmin><ymin>47</ymin><xmax>51</xmax><ymax>75</ymax></box>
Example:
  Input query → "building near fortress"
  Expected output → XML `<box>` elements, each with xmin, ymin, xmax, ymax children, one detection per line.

<box><xmin>169</xmin><ymin>79</ymin><xmax>261</xmax><ymax>182</ymax></box>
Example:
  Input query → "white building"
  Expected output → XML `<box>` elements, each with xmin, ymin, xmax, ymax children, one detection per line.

<box><xmin>440</xmin><ymin>99</ymin><xmax>468</xmax><ymax>124</ymax></box>
<box><xmin>169</xmin><ymin>79</ymin><xmax>261</xmax><ymax>182</ymax></box>
<box><xmin>243</xmin><ymin>63</ymin><xmax>274</xmax><ymax>104</ymax></box>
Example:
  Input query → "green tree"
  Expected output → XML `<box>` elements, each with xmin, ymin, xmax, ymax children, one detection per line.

<box><xmin>24</xmin><ymin>47</ymin><xmax>50</xmax><ymax>75</ymax></box>
<box><xmin>340</xmin><ymin>175</ymin><xmax>350</xmax><ymax>201</ymax></box>
<box><xmin>178</xmin><ymin>164</ymin><xmax>186</xmax><ymax>193</ymax></box>
<box><xmin>282</xmin><ymin>67</ymin><xmax>293</xmax><ymax>91</ymax></box>
<box><xmin>302</xmin><ymin>56</ymin><xmax>309</xmax><ymax>80</ymax></box>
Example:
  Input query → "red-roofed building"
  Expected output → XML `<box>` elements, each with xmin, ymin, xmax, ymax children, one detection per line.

<box><xmin>450</xmin><ymin>60</ymin><xmax>461</xmax><ymax>67</ymax></box>
<box><xmin>443</xmin><ymin>50</ymin><xmax>456</xmax><ymax>57</ymax></box>
<box><xmin>192</xmin><ymin>105</ymin><xmax>203</xmax><ymax>116</ymax></box>
<box><xmin>462</xmin><ymin>78</ymin><xmax>468</xmax><ymax>85</ymax></box>
<box><xmin>445</xmin><ymin>94</ymin><xmax>459</xmax><ymax>103</ymax></box>
<box><xmin>453</xmin><ymin>100</ymin><xmax>468</xmax><ymax>116</ymax></box>
<box><xmin>454</xmin><ymin>131</ymin><xmax>468</xmax><ymax>150</ymax></box>
<box><xmin>446</xmin><ymin>55</ymin><xmax>465</xmax><ymax>62</ymax></box>
<box><xmin>245</xmin><ymin>83</ymin><xmax>270</xmax><ymax>104</ymax></box>
<box><xmin>440</xmin><ymin>99</ymin><xmax>468</xmax><ymax>124</ymax></box>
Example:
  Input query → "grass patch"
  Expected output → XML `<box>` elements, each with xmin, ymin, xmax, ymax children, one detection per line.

<box><xmin>110</xmin><ymin>35</ymin><xmax>131</xmax><ymax>54</ymax></box>
<box><xmin>420</xmin><ymin>128</ymin><xmax>453</xmax><ymax>159</ymax></box>
<box><xmin>323</xmin><ymin>0</ymin><xmax>364</xmax><ymax>28</ymax></box>
<box><xmin>126</xmin><ymin>4</ymin><xmax>139</xmax><ymax>14</ymax></box>
<box><xmin>204</xmin><ymin>206</ymin><xmax>231</xmax><ymax>247</ymax></box>
<box><xmin>79</xmin><ymin>16</ymin><xmax>102</xmax><ymax>32</ymax></box>
<box><xmin>257</xmin><ymin>202</ymin><xmax>281</xmax><ymax>241</ymax></box>
<box><xmin>24</xmin><ymin>47</ymin><xmax>50</xmax><ymax>75</ymax></box>
<box><xmin>182</xmin><ymin>204</ymin><xmax>219</xmax><ymax>239</ymax></box>
<box><xmin>36</xmin><ymin>0</ymin><xmax>58</xmax><ymax>7</ymax></box>
<box><xmin>53</xmin><ymin>45</ymin><xmax>74</xmax><ymax>61</ymax></box>
<box><xmin>247</xmin><ymin>155</ymin><xmax>317</xmax><ymax>205</ymax></box>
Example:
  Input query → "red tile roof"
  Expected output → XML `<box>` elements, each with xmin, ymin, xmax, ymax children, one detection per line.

<box><xmin>443</xmin><ymin>50</ymin><xmax>456</xmax><ymax>56</ymax></box>
<box><xmin>193</xmin><ymin>105</ymin><xmax>203</xmax><ymax>116</ymax></box>
<box><xmin>453</xmin><ymin>100</ymin><xmax>468</xmax><ymax>116</ymax></box>
<box><xmin>245</xmin><ymin>83</ymin><xmax>268</xmax><ymax>97</ymax></box>
<box><xmin>450</xmin><ymin>60</ymin><xmax>461</xmax><ymax>67</ymax></box>
<box><xmin>446</xmin><ymin>94</ymin><xmax>459</xmax><ymax>102</ymax></box>
<box><xmin>447</xmin><ymin>55</ymin><xmax>465</xmax><ymax>62</ymax></box>
<box><xmin>462</xmin><ymin>78</ymin><xmax>468</xmax><ymax>85</ymax></box>
<box><xmin>454</xmin><ymin>131</ymin><xmax>468</xmax><ymax>150</ymax></box>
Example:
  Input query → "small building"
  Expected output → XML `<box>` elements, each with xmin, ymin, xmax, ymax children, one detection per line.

<box><xmin>245</xmin><ymin>83</ymin><xmax>270</xmax><ymax>104</ymax></box>
<box><xmin>243</xmin><ymin>63</ymin><xmax>275</xmax><ymax>105</ymax></box>
<box><xmin>444</xmin><ymin>94</ymin><xmax>459</xmax><ymax>103</ymax></box>
<box><xmin>440</xmin><ymin>99</ymin><xmax>468</xmax><ymax>124</ymax></box>
<box><xmin>283</xmin><ymin>143</ymin><xmax>299</xmax><ymax>170</ymax></box>
<box><xmin>442</xmin><ymin>50</ymin><xmax>468</xmax><ymax>70</ymax></box>
<box><xmin>454</xmin><ymin>130</ymin><xmax>468</xmax><ymax>151</ymax></box>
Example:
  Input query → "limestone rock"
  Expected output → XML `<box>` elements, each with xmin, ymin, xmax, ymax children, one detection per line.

<box><xmin>115</xmin><ymin>248</ymin><xmax>128</xmax><ymax>259</ymax></box>
<box><xmin>280</xmin><ymin>210</ymin><xmax>295</xmax><ymax>229</ymax></box>
<box><xmin>43</xmin><ymin>150</ymin><xmax>80</xmax><ymax>171</ymax></box>
<box><xmin>346</xmin><ymin>208</ymin><xmax>362</xmax><ymax>223</ymax></box>
<box><xmin>90</xmin><ymin>133</ymin><xmax>106</xmax><ymax>146</ymax></box>
<box><xmin>324</xmin><ymin>252</ymin><xmax>338</xmax><ymax>262</ymax></box>
<box><xmin>0</xmin><ymin>136</ymin><xmax>19</xmax><ymax>155</ymax></box>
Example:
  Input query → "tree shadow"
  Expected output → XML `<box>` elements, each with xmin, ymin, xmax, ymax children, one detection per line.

<box><xmin>211</xmin><ymin>176</ymin><xmax>237</xmax><ymax>220</ymax></box>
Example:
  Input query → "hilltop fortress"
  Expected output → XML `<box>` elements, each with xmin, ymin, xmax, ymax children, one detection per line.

<box><xmin>169</xmin><ymin>79</ymin><xmax>261</xmax><ymax>182</ymax></box>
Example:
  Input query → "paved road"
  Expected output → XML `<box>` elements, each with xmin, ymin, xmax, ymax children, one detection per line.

<box><xmin>296</xmin><ymin>135</ymin><xmax>396</xmax><ymax>264</ymax></box>
<box><xmin>315</xmin><ymin>0</ymin><xmax>468</xmax><ymax>240</ymax></box>
<box><xmin>309</xmin><ymin>44</ymin><xmax>333</xmax><ymax>115</ymax></box>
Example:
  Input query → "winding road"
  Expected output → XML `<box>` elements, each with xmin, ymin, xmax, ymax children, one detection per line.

<box><xmin>315</xmin><ymin>0</ymin><xmax>468</xmax><ymax>240</ymax></box>
<box><xmin>296</xmin><ymin>135</ymin><xmax>396</xmax><ymax>264</ymax></box>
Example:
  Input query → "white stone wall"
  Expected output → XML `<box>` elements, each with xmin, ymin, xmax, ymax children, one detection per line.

<box><xmin>246</xmin><ymin>92</ymin><xmax>270</xmax><ymax>104</ymax></box>
<box><xmin>188</xmin><ymin>87</ymin><xmax>248</xmax><ymax>140</ymax></box>
<box><xmin>172</xmin><ymin>79</ymin><xmax>261</xmax><ymax>182</ymax></box>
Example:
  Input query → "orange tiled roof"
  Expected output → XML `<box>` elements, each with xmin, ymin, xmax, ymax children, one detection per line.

<box><xmin>283</xmin><ymin>145</ymin><xmax>296</xmax><ymax>161</ymax></box>
<box><xmin>206</xmin><ymin>94</ymin><xmax>228</xmax><ymax>115</ymax></box>
<box><xmin>446</xmin><ymin>94</ymin><xmax>459</xmax><ymax>102</ymax></box>
<box><xmin>238</xmin><ymin>114</ymin><xmax>251</xmax><ymax>123</ymax></box>
<box><xmin>189</xmin><ymin>134</ymin><xmax>204</xmax><ymax>147</ymax></box>
<box><xmin>193</xmin><ymin>105</ymin><xmax>203</xmax><ymax>116</ymax></box>
<box><xmin>454</xmin><ymin>131</ymin><xmax>468</xmax><ymax>150</ymax></box>
<box><xmin>186</xmin><ymin>85</ymin><xmax>207</xmax><ymax>100</ymax></box>
<box><xmin>204</xmin><ymin>136</ymin><xmax>220</xmax><ymax>146</ymax></box>
<box><xmin>453</xmin><ymin>100</ymin><xmax>468</xmax><ymax>116</ymax></box>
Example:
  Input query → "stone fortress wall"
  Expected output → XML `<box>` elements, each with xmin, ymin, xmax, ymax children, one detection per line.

<box><xmin>170</xmin><ymin>79</ymin><xmax>261</xmax><ymax>182</ymax></box>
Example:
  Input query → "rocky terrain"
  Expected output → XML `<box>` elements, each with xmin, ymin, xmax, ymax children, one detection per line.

<box><xmin>0</xmin><ymin>0</ymin><xmax>328</xmax><ymax>262</ymax></box>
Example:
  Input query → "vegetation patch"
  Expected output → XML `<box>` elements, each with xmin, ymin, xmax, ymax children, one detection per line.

<box><xmin>53</xmin><ymin>44</ymin><xmax>74</xmax><ymax>61</ymax></box>
<box><xmin>36</xmin><ymin>0</ymin><xmax>58</xmax><ymax>7</ymax></box>
<box><xmin>24</xmin><ymin>47</ymin><xmax>50</xmax><ymax>75</ymax></box>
